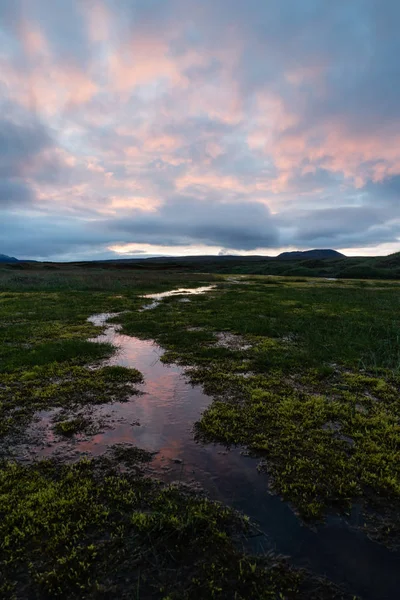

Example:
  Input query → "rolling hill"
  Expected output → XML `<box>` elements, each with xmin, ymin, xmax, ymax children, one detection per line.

<box><xmin>0</xmin><ymin>254</ymin><xmax>18</xmax><ymax>263</ymax></box>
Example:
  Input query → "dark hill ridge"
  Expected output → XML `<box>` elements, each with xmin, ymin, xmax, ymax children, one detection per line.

<box><xmin>277</xmin><ymin>249</ymin><xmax>345</xmax><ymax>260</ymax></box>
<box><xmin>0</xmin><ymin>254</ymin><xmax>18</xmax><ymax>263</ymax></box>
<box><xmin>5</xmin><ymin>249</ymin><xmax>400</xmax><ymax>280</ymax></box>
<box><xmin>0</xmin><ymin>250</ymin><xmax>345</xmax><ymax>265</ymax></box>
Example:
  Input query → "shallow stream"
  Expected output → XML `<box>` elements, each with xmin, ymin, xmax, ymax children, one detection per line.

<box><xmin>25</xmin><ymin>287</ymin><xmax>400</xmax><ymax>599</ymax></box>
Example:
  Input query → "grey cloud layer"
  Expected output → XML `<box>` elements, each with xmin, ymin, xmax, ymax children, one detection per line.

<box><xmin>0</xmin><ymin>115</ymin><xmax>52</xmax><ymax>207</ymax></box>
<box><xmin>0</xmin><ymin>0</ymin><xmax>400</xmax><ymax>258</ymax></box>
<box><xmin>105</xmin><ymin>198</ymin><xmax>279</xmax><ymax>250</ymax></box>
<box><xmin>0</xmin><ymin>118</ymin><xmax>52</xmax><ymax>178</ymax></box>
<box><xmin>2</xmin><ymin>195</ymin><xmax>398</xmax><ymax>259</ymax></box>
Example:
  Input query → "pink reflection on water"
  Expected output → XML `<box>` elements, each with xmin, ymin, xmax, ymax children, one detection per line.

<box><xmin>141</xmin><ymin>285</ymin><xmax>216</xmax><ymax>310</ymax></box>
<box><xmin>17</xmin><ymin>311</ymin><xmax>400</xmax><ymax>597</ymax></box>
<box><xmin>33</xmin><ymin>313</ymin><xmax>211</xmax><ymax>463</ymax></box>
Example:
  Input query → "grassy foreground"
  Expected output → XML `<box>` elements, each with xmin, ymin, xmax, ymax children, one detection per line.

<box><xmin>1</xmin><ymin>264</ymin><xmax>398</xmax><ymax>597</ymax></box>
<box><xmin>0</xmin><ymin>269</ymin><xmax>213</xmax><ymax>443</ymax></box>
<box><xmin>118</xmin><ymin>276</ymin><xmax>400</xmax><ymax>548</ymax></box>
<box><xmin>1</xmin><ymin>456</ymin><xmax>346</xmax><ymax>599</ymax></box>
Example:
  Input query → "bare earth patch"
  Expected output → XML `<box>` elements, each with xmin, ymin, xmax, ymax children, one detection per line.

<box><xmin>214</xmin><ymin>332</ymin><xmax>253</xmax><ymax>351</ymax></box>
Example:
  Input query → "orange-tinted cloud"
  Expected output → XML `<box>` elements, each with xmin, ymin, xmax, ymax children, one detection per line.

<box><xmin>2</xmin><ymin>0</ymin><xmax>400</xmax><ymax>259</ymax></box>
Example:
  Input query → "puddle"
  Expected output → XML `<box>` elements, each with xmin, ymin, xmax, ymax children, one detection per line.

<box><xmin>14</xmin><ymin>311</ymin><xmax>400</xmax><ymax>599</ymax></box>
<box><xmin>140</xmin><ymin>285</ymin><xmax>216</xmax><ymax>310</ymax></box>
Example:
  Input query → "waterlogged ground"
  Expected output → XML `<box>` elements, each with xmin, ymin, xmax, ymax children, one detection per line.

<box><xmin>1</xmin><ymin>267</ymin><xmax>400</xmax><ymax>599</ymax></box>
<box><xmin>141</xmin><ymin>285</ymin><xmax>216</xmax><ymax>310</ymax></box>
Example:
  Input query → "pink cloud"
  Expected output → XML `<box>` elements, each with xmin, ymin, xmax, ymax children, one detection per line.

<box><xmin>142</xmin><ymin>134</ymin><xmax>183</xmax><ymax>153</ymax></box>
<box><xmin>109</xmin><ymin>36</ymin><xmax>182</xmax><ymax>92</ymax></box>
<box><xmin>18</xmin><ymin>21</ymin><xmax>48</xmax><ymax>56</ymax></box>
<box><xmin>248</xmin><ymin>90</ymin><xmax>400</xmax><ymax>191</ymax></box>
<box><xmin>4</xmin><ymin>0</ymin><xmax>400</xmax><ymax>259</ymax></box>
<box><xmin>109</xmin><ymin>196</ymin><xmax>161</xmax><ymax>212</ymax></box>
<box><xmin>84</xmin><ymin>0</ymin><xmax>112</xmax><ymax>43</ymax></box>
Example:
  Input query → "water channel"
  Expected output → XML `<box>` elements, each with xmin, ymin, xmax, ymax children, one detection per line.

<box><xmin>26</xmin><ymin>287</ymin><xmax>400</xmax><ymax>599</ymax></box>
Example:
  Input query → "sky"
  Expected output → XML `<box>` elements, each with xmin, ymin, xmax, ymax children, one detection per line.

<box><xmin>1</xmin><ymin>0</ymin><xmax>400</xmax><ymax>261</ymax></box>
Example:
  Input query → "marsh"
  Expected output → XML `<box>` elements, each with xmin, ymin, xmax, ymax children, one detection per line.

<box><xmin>1</xmin><ymin>265</ymin><xmax>400</xmax><ymax>599</ymax></box>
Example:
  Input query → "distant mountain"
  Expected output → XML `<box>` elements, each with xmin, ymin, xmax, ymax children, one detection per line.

<box><xmin>277</xmin><ymin>249</ymin><xmax>345</xmax><ymax>261</ymax></box>
<box><xmin>96</xmin><ymin>255</ymin><xmax>271</xmax><ymax>264</ymax></box>
<box><xmin>0</xmin><ymin>254</ymin><xmax>18</xmax><ymax>263</ymax></box>
<box><xmin>140</xmin><ymin>255</ymin><xmax>271</xmax><ymax>263</ymax></box>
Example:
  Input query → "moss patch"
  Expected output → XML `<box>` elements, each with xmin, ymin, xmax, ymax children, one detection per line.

<box><xmin>53</xmin><ymin>416</ymin><xmax>91</xmax><ymax>437</ymax></box>
<box><xmin>117</xmin><ymin>277</ymin><xmax>400</xmax><ymax>547</ymax></box>
<box><xmin>0</xmin><ymin>364</ymin><xmax>143</xmax><ymax>440</ymax></box>
<box><xmin>0</xmin><ymin>272</ymin><xmax>214</xmax><ymax>444</ymax></box>
<box><xmin>1</xmin><ymin>266</ymin><xmax>398</xmax><ymax>594</ymax></box>
<box><xmin>110</xmin><ymin>443</ymin><xmax>155</xmax><ymax>465</ymax></box>
<box><xmin>0</xmin><ymin>457</ymin><xmax>349</xmax><ymax>600</ymax></box>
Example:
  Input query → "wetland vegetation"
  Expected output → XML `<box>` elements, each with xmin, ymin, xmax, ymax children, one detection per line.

<box><xmin>1</xmin><ymin>262</ymin><xmax>399</xmax><ymax>598</ymax></box>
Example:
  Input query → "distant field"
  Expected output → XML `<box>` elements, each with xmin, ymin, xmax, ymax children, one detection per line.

<box><xmin>3</xmin><ymin>248</ymin><xmax>400</xmax><ymax>281</ymax></box>
<box><xmin>4</xmin><ymin>247</ymin><xmax>400</xmax><ymax>280</ymax></box>
<box><xmin>1</xmin><ymin>264</ymin><xmax>399</xmax><ymax>598</ymax></box>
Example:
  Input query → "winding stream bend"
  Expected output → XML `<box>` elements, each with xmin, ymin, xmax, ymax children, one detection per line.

<box><xmin>32</xmin><ymin>288</ymin><xmax>400</xmax><ymax>600</ymax></box>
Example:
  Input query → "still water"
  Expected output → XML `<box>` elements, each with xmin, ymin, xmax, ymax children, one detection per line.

<box><xmin>28</xmin><ymin>287</ymin><xmax>400</xmax><ymax>599</ymax></box>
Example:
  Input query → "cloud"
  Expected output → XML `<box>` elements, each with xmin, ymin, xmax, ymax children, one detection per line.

<box><xmin>0</xmin><ymin>180</ymin><xmax>34</xmax><ymax>207</ymax></box>
<box><xmin>105</xmin><ymin>196</ymin><xmax>279</xmax><ymax>250</ymax></box>
<box><xmin>0</xmin><ymin>114</ymin><xmax>53</xmax><ymax>207</ymax></box>
<box><xmin>0</xmin><ymin>196</ymin><xmax>278</xmax><ymax>260</ymax></box>
<box><xmin>1</xmin><ymin>0</ymin><xmax>400</xmax><ymax>259</ymax></box>
<box><xmin>0</xmin><ymin>210</ymin><xmax>117</xmax><ymax>258</ymax></box>
<box><xmin>0</xmin><ymin>117</ymin><xmax>52</xmax><ymax>178</ymax></box>
<box><xmin>278</xmin><ymin>205</ymin><xmax>400</xmax><ymax>249</ymax></box>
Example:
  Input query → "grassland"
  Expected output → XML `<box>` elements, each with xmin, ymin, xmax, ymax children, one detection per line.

<box><xmin>9</xmin><ymin>248</ymin><xmax>398</xmax><ymax>279</ymax></box>
<box><xmin>119</xmin><ymin>276</ymin><xmax>400</xmax><ymax>548</ymax></box>
<box><xmin>1</xmin><ymin>263</ymin><xmax>399</xmax><ymax>597</ymax></box>
<box><xmin>2</xmin><ymin>454</ymin><xmax>351</xmax><ymax>600</ymax></box>
<box><xmin>0</xmin><ymin>266</ymin><xmax>214</xmax><ymax>440</ymax></box>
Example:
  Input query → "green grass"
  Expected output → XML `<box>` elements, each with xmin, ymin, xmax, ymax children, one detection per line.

<box><xmin>53</xmin><ymin>416</ymin><xmax>91</xmax><ymax>437</ymax></box>
<box><xmin>0</xmin><ymin>457</ymin><xmax>349</xmax><ymax>599</ymax></box>
<box><xmin>0</xmin><ymin>364</ymin><xmax>143</xmax><ymax>439</ymax></box>
<box><xmin>1</xmin><ymin>338</ymin><xmax>114</xmax><ymax>372</ymax></box>
<box><xmin>0</xmin><ymin>264</ymin><xmax>217</xmax><ymax>292</ymax></box>
<box><xmin>0</xmin><ymin>270</ymin><xmax>210</xmax><ymax>441</ymax></box>
<box><xmin>118</xmin><ymin>278</ymin><xmax>400</xmax><ymax>372</ymax></box>
<box><xmin>1</xmin><ymin>265</ymin><xmax>398</xmax><ymax>595</ymax></box>
<box><xmin>2</xmin><ymin>267</ymin><xmax>348</xmax><ymax>598</ymax></box>
<box><xmin>117</xmin><ymin>276</ymin><xmax>400</xmax><ymax>546</ymax></box>
<box><xmin>110</xmin><ymin>443</ymin><xmax>156</xmax><ymax>465</ymax></box>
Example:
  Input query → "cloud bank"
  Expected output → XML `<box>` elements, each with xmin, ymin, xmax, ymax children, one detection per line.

<box><xmin>1</xmin><ymin>0</ymin><xmax>400</xmax><ymax>259</ymax></box>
